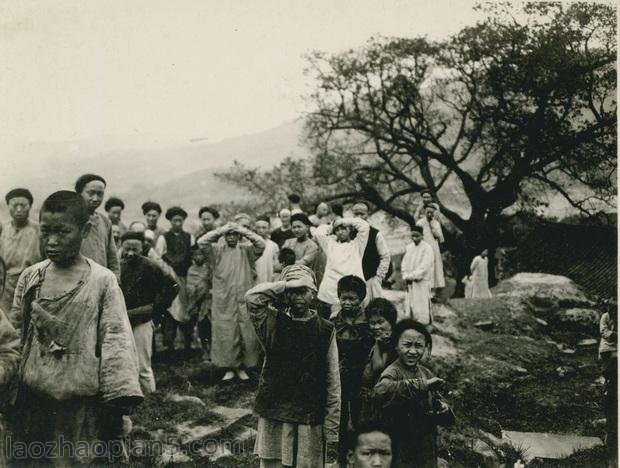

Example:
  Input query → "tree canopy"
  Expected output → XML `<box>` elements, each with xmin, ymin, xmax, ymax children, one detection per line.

<box><xmin>218</xmin><ymin>2</ymin><xmax>616</xmax><ymax>279</ymax></box>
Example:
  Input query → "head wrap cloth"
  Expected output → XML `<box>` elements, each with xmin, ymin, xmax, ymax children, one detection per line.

<box><xmin>280</xmin><ymin>265</ymin><xmax>317</xmax><ymax>292</ymax></box>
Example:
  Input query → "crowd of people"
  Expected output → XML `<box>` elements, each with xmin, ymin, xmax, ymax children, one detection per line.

<box><xmin>0</xmin><ymin>175</ymin><xmax>568</xmax><ymax>468</ymax></box>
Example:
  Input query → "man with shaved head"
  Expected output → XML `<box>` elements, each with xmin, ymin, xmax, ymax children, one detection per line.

<box><xmin>0</xmin><ymin>188</ymin><xmax>41</xmax><ymax>312</ymax></box>
<box><xmin>270</xmin><ymin>208</ymin><xmax>295</xmax><ymax>248</ymax></box>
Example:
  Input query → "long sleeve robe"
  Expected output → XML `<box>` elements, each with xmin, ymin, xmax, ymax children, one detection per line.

<box><xmin>401</xmin><ymin>240</ymin><xmax>434</xmax><ymax>324</ymax></box>
<box><xmin>255</xmin><ymin>238</ymin><xmax>279</xmax><ymax>284</ymax></box>
<box><xmin>416</xmin><ymin>217</ymin><xmax>445</xmax><ymax>289</ymax></box>
<box><xmin>9</xmin><ymin>258</ymin><xmax>142</xmax><ymax>465</ymax></box>
<box><xmin>469</xmin><ymin>255</ymin><xmax>492</xmax><ymax>298</ymax></box>
<box><xmin>80</xmin><ymin>212</ymin><xmax>121</xmax><ymax>282</ymax></box>
<box><xmin>246</xmin><ymin>281</ymin><xmax>340</xmax><ymax>468</ymax></box>
<box><xmin>312</xmin><ymin>218</ymin><xmax>370</xmax><ymax>305</ymax></box>
<box><xmin>197</xmin><ymin>227</ymin><xmax>265</xmax><ymax>368</ymax></box>
<box><xmin>0</xmin><ymin>220</ymin><xmax>41</xmax><ymax>313</ymax></box>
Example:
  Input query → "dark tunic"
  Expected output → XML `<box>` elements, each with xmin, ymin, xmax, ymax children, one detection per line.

<box><xmin>373</xmin><ymin>360</ymin><xmax>454</xmax><ymax>468</ymax></box>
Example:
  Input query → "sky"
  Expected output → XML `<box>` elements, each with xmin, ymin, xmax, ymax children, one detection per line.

<box><xmin>0</xmin><ymin>0</ymin><xmax>485</xmax><ymax>156</ymax></box>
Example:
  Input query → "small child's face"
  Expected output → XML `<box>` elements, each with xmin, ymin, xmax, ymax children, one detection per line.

<box><xmin>339</xmin><ymin>290</ymin><xmax>362</xmax><ymax>314</ymax></box>
<box><xmin>192</xmin><ymin>251</ymin><xmax>206</xmax><ymax>266</ymax></box>
<box><xmin>368</xmin><ymin>314</ymin><xmax>392</xmax><ymax>343</ymax></box>
<box><xmin>334</xmin><ymin>225</ymin><xmax>351</xmax><ymax>242</ymax></box>
<box><xmin>285</xmin><ymin>286</ymin><xmax>314</xmax><ymax>316</ymax></box>
<box><xmin>40</xmin><ymin>211</ymin><xmax>88</xmax><ymax>265</ymax></box>
<box><xmin>396</xmin><ymin>329</ymin><xmax>427</xmax><ymax>367</ymax></box>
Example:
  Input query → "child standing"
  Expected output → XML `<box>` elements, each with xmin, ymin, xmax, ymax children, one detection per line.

<box><xmin>185</xmin><ymin>244</ymin><xmax>213</xmax><ymax>355</ymax></box>
<box><xmin>373</xmin><ymin>319</ymin><xmax>454</xmax><ymax>468</ymax></box>
<box><xmin>9</xmin><ymin>191</ymin><xmax>142</xmax><ymax>465</ymax></box>
<box><xmin>360</xmin><ymin>298</ymin><xmax>398</xmax><ymax>422</ymax></box>
<box><xmin>333</xmin><ymin>275</ymin><xmax>374</xmax><ymax>464</ymax></box>
<box><xmin>245</xmin><ymin>265</ymin><xmax>340</xmax><ymax>468</ymax></box>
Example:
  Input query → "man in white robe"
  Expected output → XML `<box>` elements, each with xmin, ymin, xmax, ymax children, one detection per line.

<box><xmin>401</xmin><ymin>226</ymin><xmax>434</xmax><ymax>324</ymax></box>
<box><xmin>468</xmin><ymin>249</ymin><xmax>492</xmax><ymax>298</ymax></box>
<box><xmin>416</xmin><ymin>205</ymin><xmax>445</xmax><ymax>300</ymax></box>
<box><xmin>254</xmin><ymin>216</ymin><xmax>279</xmax><ymax>284</ymax></box>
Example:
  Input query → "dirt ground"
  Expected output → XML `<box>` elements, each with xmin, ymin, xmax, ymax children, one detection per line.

<box><xmin>126</xmin><ymin>278</ymin><xmax>611</xmax><ymax>467</ymax></box>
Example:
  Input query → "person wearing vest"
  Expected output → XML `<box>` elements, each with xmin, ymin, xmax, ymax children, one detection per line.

<box><xmin>351</xmin><ymin>201</ymin><xmax>391</xmax><ymax>301</ymax></box>
<box><xmin>156</xmin><ymin>206</ymin><xmax>196</xmax><ymax>351</ymax></box>
<box><xmin>246</xmin><ymin>265</ymin><xmax>341</xmax><ymax>468</ymax></box>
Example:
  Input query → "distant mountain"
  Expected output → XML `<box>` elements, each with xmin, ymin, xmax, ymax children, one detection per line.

<box><xmin>0</xmin><ymin>120</ymin><xmax>309</xmax><ymax>222</ymax></box>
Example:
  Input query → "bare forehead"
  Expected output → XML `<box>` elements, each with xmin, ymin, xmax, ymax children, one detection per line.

<box><xmin>83</xmin><ymin>180</ymin><xmax>105</xmax><ymax>191</ymax></box>
<box><xmin>357</xmin><ymin>431</ymin><xmax>392</xmax><ymax>447</ymax></box>
<box><xmin>8</xmin><ymin>197</ymin><xmax>30</xmax><ymax>205</ymax></box>
<box><xmin>399</xmin><ymin>328</ymin><xmax>425</xmax><ymax>342</ymax></box>
<box><xmin>40</xmin><ymin>210</ymin><xmax>79</xmax><ymax>226</ymax></box>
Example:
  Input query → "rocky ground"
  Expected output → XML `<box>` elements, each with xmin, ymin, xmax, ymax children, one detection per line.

<box><xmin>127</xmin><ymin>273</ymin><xmax>611</xmax><ymax>467</ymax></box>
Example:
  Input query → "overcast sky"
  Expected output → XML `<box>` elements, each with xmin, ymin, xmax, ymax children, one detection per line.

<box><xmin>0</xmin><ymin>0</ymin><xmax>488</xmax><ymax>156</ymax></box>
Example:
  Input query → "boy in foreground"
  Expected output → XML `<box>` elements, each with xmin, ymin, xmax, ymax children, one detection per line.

<box><xmin>245</xmin><ymin>265</ymin><xmax>340</xmax><ymax>468</ymax></box>
<box><xmin>9</xmin><ymin>191</ymin><xmax>143</xmax><ymax>465</ymax></box>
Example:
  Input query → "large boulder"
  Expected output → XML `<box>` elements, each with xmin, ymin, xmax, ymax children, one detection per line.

<box><xmin>492</xmin><ymin>273</ymin><xmax>593</xmax><ymax>309</ymax></box>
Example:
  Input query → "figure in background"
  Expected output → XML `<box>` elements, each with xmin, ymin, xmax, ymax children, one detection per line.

<box><xmin>198</xmin><ymin>222</ymin><xmax>265</xmax><ymax>381</ymax></box>
<box><xmin>346</xmin><ymin>423</ymin><xmax>393</xmax><ymax>468</ymax></box>
<box><xmin>401</xmin><ymin>226</ymin><xmax>434</xmax><ymax>325</ymax></box>
<box><xmin>276</xmin><ymin>248</ymin><xmax>296</xmax><ymax>274</ymax></box>
<box><xmin>599</xmin><ymin>298</ymin><xmax>617</xmax><ymax>467</ymax></box>
<box><xmin>246</xmin><ymin>265</ymin><xmax>340</xmax><ymax>468</ymax></box>
<box><xmin>185</xmin><ymin>244</ymin><xmax>213</xmax><ymax>356</ymax></box>
<box><xmin>414</xmin><ymin>189</ymin><xmax>441</xmax><ymax>221</ymax></box>
<box><xmin>373</xmin><ymin>320</ymin><xmax>454</xmax><ymax>468</ymax></box>
<box><xmin>10</xmin><ymin>191</ymin><xmax>142</xmax><ymax>465</ymax></box>
<box><xmin>312</xmin><ymin>217</ymin><xmax>370</xmax><ymax>318</ymax></box>
<box><xmin>105</xmin><ymin>196</ymin><xmax>128</xmax><ymax>238</ymax></box>
<box><xmin>75</xmin><ymin>174</ymin><xmax>121</xmax><ymax>281</ymax></box>
<box><xmin>288</xmin><ymin>193</ymin><xmax>303</xmax><ymax>215</ymax></box>
<box><xmin>333</xmin><ymin>275</ymin><xmax>374</xmax><ymax>465</ymax></box>
<box><xmin>196</xmin><ymin>206</ymin><xmax>220</xmax><ymax>239</ymax></box>
<box><xmin>254</xmin><ymin>216</ymin><xmax>280</xmax><ymax>284</ymax></box>
<box><xmin>351</xmin><ymin>201</ymin><xmax>391</xmax><ymax>301</ymax></box>
<box><xmin>282</xmin><ymin>214</ymin><xmax>319</xmax><ymax>277</ymax></box>
<box><xmin>112</xmin><ymin>224</ymin><xmax>121</xmax><ymax>250</ymax></box>
<box><xmin>119</xmin><ymin>231</ymin><xmax>177</xmax><ymax>394</ymax></box>
<box><xmin>309</xmin><ymin>202</ymin><xmax>333</xmax><ymax>227</ymax></box>
<box><xmin>0</xmin><ymin>188</ymin><xmax>41</xmax><ymax>313</ymax></box>
<box><xmin>142</xmin><ymin>201</ymin><xmax>167</xmax><ymax>245</ymax></box>
<box><xmin>416</xmin><ymin>205</ymin><xmax>445</xmax><ymax>301</ymax></box>
<box><xmin>271</xmin><ymin>209</ymin><xmax>295</xmax><ymax>248</ymax></box>
<box><xmin>467</xmin><ymin>249</ymin><xmax>492</xmax><ymax>298</ymax></box>
<box><xmin>0</xmin><ymin>257</ymin><xmax>21</xmax><ymax>468</ymax></box>
<box><xmin>157</xmin><ymin>207</ymin><xmax>195</xmax><ymax>351</ymax></box>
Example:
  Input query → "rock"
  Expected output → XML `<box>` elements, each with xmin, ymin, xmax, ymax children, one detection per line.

<box><xmin>474</xmin><ymin>320</ymin><xmax>494</xmax><ymax>330</ymax></box>
<box><xmin>535</xmin><ymin>318</ymin><xmax>548</xmax><ymax>326</ymax></box>
<box><xmin>431</xmin><ymin>334</ymin><xmax>457</xmax><ymax>357</ymax></box>
<box><xmin>513</xmin><ymin>366</ymin><xmax>529</xmax><ymax>375</ymax></box>
<box><xmin>493</xmin><ymin>273</ymin><xmax>593</xmax><ymax>309</ymax></box>
<box><xmin>472</xmin><ymin>438</ymin><xmax>500</xmax><ymax>467</ymax></box>
<box><xmin>556</xmin><ymin>366</ymin><xmax>575</xmax><ymax>377</ymax></box>
<box><xmin>156</xmin><ymin>445</ymin><xmax>191</xmax><ymax>465</ymax></box>
<box><xmin>165</xmin><ymin>393</ymin><xmax>206</xmax><ymax>407</ymax></box>
<box><xmin>502</xmin><ymin>430</ymin><xmax>603</xmax><ymax>462</ymax></box>
<box><xmin>555</xmin><ymin>308</ymin><xmax>600</xmax><ymax>331</ymax></box>
<box><xmin>577</xmin><ymin>338</ymin><xmax>598</xmax><ymax>347</ymax></box>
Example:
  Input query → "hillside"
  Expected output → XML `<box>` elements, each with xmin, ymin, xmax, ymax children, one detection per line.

<box><xmin>0</xmin><ymin>120</ymin><xmax>309</xmax><ymax>221</ymax></box>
